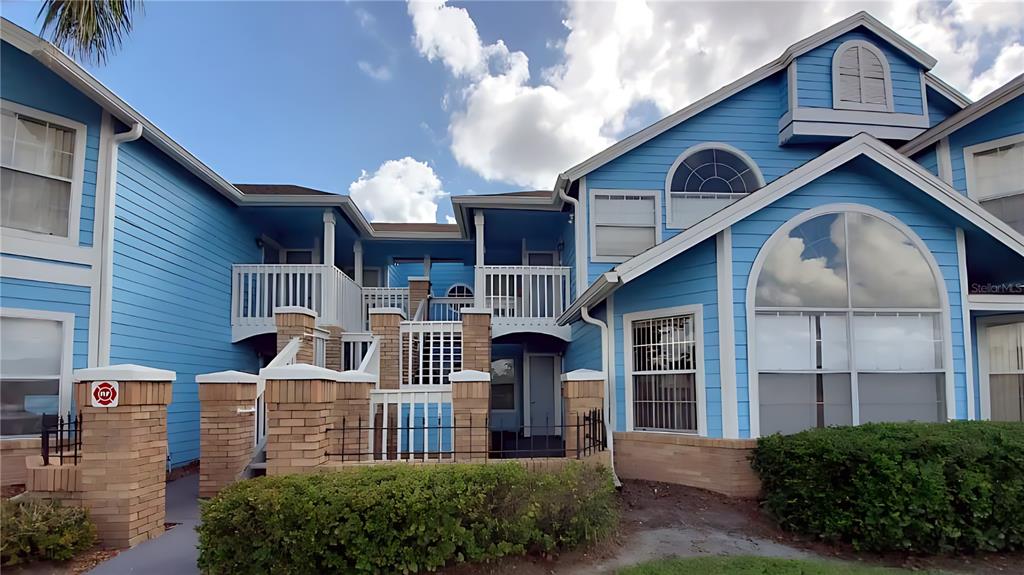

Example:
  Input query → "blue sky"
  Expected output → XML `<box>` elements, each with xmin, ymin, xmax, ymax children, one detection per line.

<box><xmin>4</xmin><ymin>1</ymin><xmax>1022</xmax><ymax>223</ymax></box>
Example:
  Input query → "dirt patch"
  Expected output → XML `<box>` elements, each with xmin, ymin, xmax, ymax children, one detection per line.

<box><xmin>2</xmin><ymin>484</ymin><xmax>27</xmax><ymax>499</ymax></box>
<box><xmin>444</xmin><ymin>480</ymin><xmax>1024</xmax><ymax>575</ymax></box>
<box><xmin>4</xmin><ymin>548</ymin><xmax>119</xmax><ymax>575</ymax></box>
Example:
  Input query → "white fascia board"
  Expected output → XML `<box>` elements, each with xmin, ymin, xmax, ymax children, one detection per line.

<box><xmin>74</xmin><ymin>364</ymin><xmax>176</xmax><ymax>382</ymax></box>
<box><xmin>924</xmin><ymin>73</ymin><xmax>973</xmax><ymax>109</ymax></box>
<box><xmin>196</xmin><ymin>370</ymin><xmax>259</xmax><ymax>384</ymax></box>
<box><xmin>555</xmin><ymin>11</ymin><xmax>937</xmax><ymax>186</ymax></box>
<box><xmin>367</xmin><ymin>307</ymin><xmax>407</xmax><ymax>319</ymax></box>
<box><xmin>571</xmin><ymin>134</ymin><xmax>1024</xmax><ymax>312</ymax></box>
<box><xmin>557</xmin><ymin>272</ymin><xmax>619</xmax><ymax>325</ymax></box>
<box><xmin>901</xmin><ymin>73</ymin><xmax>1024</xmax><ymax>156</ymax></box>
<box><xmin>449</xmin><ymin>369</ymin><xmax>492</xmax><ymax>382</ymax></box>
<box><xmin>560</xmin><ymin>369</ymin><xmax>605</xmax><ymax>382</ymax></box>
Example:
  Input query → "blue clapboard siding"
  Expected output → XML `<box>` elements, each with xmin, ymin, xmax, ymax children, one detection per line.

<box><xmin>731</xmin><ymin>158</ymin><xmax>968</xmax><ymax>437</ymax></box>
<box><xmin>946</xmin><ymin>94</ymin><xmax>1024</xmax><ymax>196</ymax></box>
<box><xmin>795</xmin><ymin>30</ymin><xmax>925</xmax><ymax>115</ymax></box>
<box><xmin>0</xmin><ymin>277</ymin><xmax>90</xmax><ymax>371</ymax></box>
<box><xmin>611</xmin><ymin>238</ymin><xmax>721</xmax><ymax>436</ymax></box>
<box><xmin>926</xmin><ymin>86</ymin><xmax>962</xmax><ymax>128</ymax></box>
<box><xmin>429</xmin><ymin>262</ymin><xmax>475</xmax><ymax>296</ymax></box>
<box><xmin>779</xmin><ymin>66</ymin><xmax>789</xmax><ymax>119</ymax></box>
<box><xmin>914</xmin><ymin>145</ymin><xmax>939</xmax><ymax>177</ymax></box>
<box><xmin>563</xmin><ymin>302</ymin><xmax>606</xmax><ymax>374</ymax></box>
<box><xmin>111</xmin><ymin>138</ymin><xmax>261</xmax><ymax>467</ymax></box>
<box><xmin>561</xmin><ymin>217</ymin><xmax>577</xmax><ymax>297</ymax></box>
<box><xmin>1</xmin><ymin>42</ymin><xmax>102</xmax><ymax>248</ymax></box>
<box><xmin>585</xmin><ymin>73</ymin><xmax>830</xmax><ymax>285</ymax></box>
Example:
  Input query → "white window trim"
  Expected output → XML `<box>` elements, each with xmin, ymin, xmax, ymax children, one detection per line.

<box><xmin>831</xmin><ymin>40</ymin><xmax>895</xmax><ymax>113</ymax></box>
<box><xmin>963</xmin><ymin>132</ymin><xmax>1024</xmax><ymax>203</ymax></box>
<box><xmin>588</xmin><ymin>188</ymin><xmax>662</xmax><ymax>264</ymax></box>
<box><xmin>976</xmin><ymin>313</ymin><xmax>1024</xmax><ymax>421</ymax></box>
<box><xmin>0</xmin><ymin>307</ymin><xmax>75</xmax><ymax>439</ymax></box>
<box><xmin>745</xmin><ymin>203</ymin><xmax>955</xmax><ymax>438</ymax></box>
<box><xmin>664</xmin><ymin>143</ymin><xmax>766</xmax><ymax>230</ymax></box>
<box><xmin>1</xmin><ymin>99</ymin><xmax>87</xmax><ymax>249</ymax></box>
<box><xmin>622</xmin><ymin>304</ymin><xmax>707</xmax><ymax>436</ymax></box>
<box><xmin>489</xmin><ymin>356</ymin><xmax>519</xmax><ymax>414</ymax></box>
<box><xmin>522</xmin><ymin>352</ymin><xmax>562</xmax><ymax>436</ymax></box>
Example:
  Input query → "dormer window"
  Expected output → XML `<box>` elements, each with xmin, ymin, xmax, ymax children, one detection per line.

<box><xmin>832</xmin><ymin>40</ymin><xmax>893</xmax><ymax>112</ymax></box>
<box><xmin>666</xmin><ymin>144</ymin><xmax>764</xmax><ymax>229</ymax></box>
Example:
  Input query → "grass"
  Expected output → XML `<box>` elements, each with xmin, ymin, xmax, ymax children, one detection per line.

<box><xmin>616</xmin><ymin>556</ymin><xmax>946</xmax><ymax>575</ymax></box>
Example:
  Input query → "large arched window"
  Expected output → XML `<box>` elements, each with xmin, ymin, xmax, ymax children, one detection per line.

<box><xmin>832</xmin><ymin>40</ymin><xmax>893</xmax><ymax>112</ymax></box>
<box><xmin>751</xmin><ymin>207</ymin><xmax>948</xmax><ymax>436</ymax></box>
<box><xmin>666</xmin><ymin>144</ymin><xmax>764</xmax><ymax>229</ymax></box>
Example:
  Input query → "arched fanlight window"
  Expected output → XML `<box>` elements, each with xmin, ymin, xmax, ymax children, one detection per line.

<box><xmin>446</xmin><ymin>284</ymin><xmax>473</xmax><ymax>298</ymax></box>
<box><xmin>666</xmin><ymin>144</ymin><xmax>764</xmax><ymax>229</ymax></box>
<box><xmin>751</xmin><ymin>208</ymin><xmax>948</xmax><ymax>436</ymax></box>
<box><xmin>832</xmin><ymin>40</ymin><xmax>893</xmax><ymax>112</ymax></box>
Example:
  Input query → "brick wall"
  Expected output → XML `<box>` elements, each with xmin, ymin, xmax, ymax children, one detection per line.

<box><xmin>197</xmin><ymin>373</ymin><xmax>257</xmax><ymax>497</ymax></box>
<box><xmin>369</xmin><ymin>309</ymin><xmax>404</xmax><ymax>390</ymax></box>
<box><xmin>460</xmin><ymin>309</ymin><xmax>491</xmax><ymax>373</ymax></box>
<box><xmin>613</xmin><ymin>432</ymin><xmax>760</xmax><ymax>498</ymax></box>
<box><xmin>1</xmin><ymin>438</ymin><xmax>40</xmax><ymax>486</ymax></box>
<box><xmin>408</xmin><ymin>278</ymin><xmax>430</xmax><ymax>319</ymax></box>
<box><xmin>561</xmin><ymin>372</ymin><xmax>604</xmax><ymax>458</ymax></box>
<box><xmin>274</xmin><ymin>307</ymin><xmax>316</xmax><ymax>363</ymax></box>
<box><xmin>451</xmin><ymin>372</ymin><xmax>490</xmax><ymax>461</ymax></box>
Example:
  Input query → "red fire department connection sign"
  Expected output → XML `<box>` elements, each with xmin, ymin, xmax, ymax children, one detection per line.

<box><xmin>90</xmin><ymin>381</ymin><xmax>119</xmax><ymax>407</ymax></box>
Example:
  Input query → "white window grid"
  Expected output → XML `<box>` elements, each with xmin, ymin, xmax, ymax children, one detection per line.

<box><xmin>400</xmin><ymin>321</ymin><xmax>463</xmax><ymax>387</ymax></box>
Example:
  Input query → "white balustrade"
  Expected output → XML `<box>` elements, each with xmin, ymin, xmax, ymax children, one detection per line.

<box><xmin>476</xmin><ymin>266</ymin><xmax>570</xmax><ymax>320</ymax></box>
<box><xmin>341</xmin><ymin>332</ymin><xmax>375</xmax><ymax>372</ymax></box>
<box><xmin>362</xmin><ymin>287</ymin><xmax>410</xmax><ymax>328</ymax></box>
<box><xmin>369</xmin><ymin>387</ymin><xmax>453</xmax><ymax>461</ymax></box>
<box><xmin>427</xmin><ymin>296</ymin><xmax>474</xmax><ymax>321</ymax></box>
<box><xmin>253</xmin><ymin>336</ymin><xmax>301</xmax><ymax>448</ymax></box>
<box><xmin>400</xmin><ymin>321</ymin><xmax>463</xmax><ymax>387</ymax></box>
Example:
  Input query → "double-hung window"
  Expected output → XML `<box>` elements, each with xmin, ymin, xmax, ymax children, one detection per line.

<box><xmin>590</xmin><ymin>191</ymin><xmax>659</xmax><ymax>262</ymax></box>
<box><xmin>1</xmin><ymin>102</ymin><xmax>85</xmax><ymax>242</ymax></box>
<box><xmin>627</xmin><ymin>310</ymin><xmax>702</xmax><ymax>433</ymax></box>
<box><xmin>965</xmin><ymin>135</ymin><xmax>1024</xmax><ymax>234</ymax></box>
<box><xmin>0</xmin><ymin>311</ymin><xmax>73</xmax><ymax>437</ymax></box>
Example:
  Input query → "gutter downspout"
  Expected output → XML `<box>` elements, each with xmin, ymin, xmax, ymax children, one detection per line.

<box><xmin>581</xmin><ymin>305</ymin><xmax>620</xmax><ymax>487</ymax></box>
<box><xmin>557</xmin><ymin>187</ymin><xmax>583</xmax><ymax>299</ymax></box>
<box><xmin>97</xmin><ymin>121</ymin><xmax>143</xmax><ymax>365</ymax></box>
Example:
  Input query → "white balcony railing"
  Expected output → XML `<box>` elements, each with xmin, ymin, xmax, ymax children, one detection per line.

<box><xmin>231</xmin><ymin>264</ymin><xmax>362</xmax><ymax>341</ymax></box>
<box><xmin>363</xmin><ymin>287</ymin><xmax>410</xmax><ymax>328</ymax></box>
<box><xmin>476</xmin><ymin>265</ymin><xmax>571</xmax><ymax>319</ymax></box>
<box><xmin>427</xmin><ymin>296</ymin><xmax>474</xmax><ymax>321</ymax></box>
<box><xmin>400</xmin><ymin>321</ymin><xmax>463</xmax><ymax>387</ymax></box>
<box><xmin>369</xmin><ymin>387</ymin><xmax>453</xmax><ymax>460</ymax></box>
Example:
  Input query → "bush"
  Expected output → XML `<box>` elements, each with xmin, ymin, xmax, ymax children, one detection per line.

<box><xmin>1</xmin><ymin>498</ymin><xmax>96</xmax><ymax>566</ymax></box>
<box><xmin>198</xmin><ymin>462</ymin><xmax>617</xmax><ymax>574</ymax></box>
<box><xmin>751</xmin><ymin>421</ymin><xmax>1024</xmax><ymax>553</ymax></box>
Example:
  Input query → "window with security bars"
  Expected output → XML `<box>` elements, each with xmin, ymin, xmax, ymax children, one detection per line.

<box><xmin>403</xmin><ymin>326</ymin><xmax>463</xmax><ymax>386</ymax></box>
<box><xmin>631</xmin><ymin>314</ymin><xmax>698</xmax><ymax>433</ymax></box>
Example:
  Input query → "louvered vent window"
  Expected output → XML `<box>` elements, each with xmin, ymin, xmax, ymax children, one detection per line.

<box><xmin>834</xmin><ymin>42</ymin><xmax>891</xmax><ymax>112</ymax></box>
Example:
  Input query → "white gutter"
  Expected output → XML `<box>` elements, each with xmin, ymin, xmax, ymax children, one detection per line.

<box><xmin>580</xmin><ymin>305</ymin><xmax>620</xmax><ymax>487</ymax></box>
<box><xmin>97</xmin><ymin>121</ymin><xmax>143</xmax><ymax>365</ymax></box>
<box><xmin>557</xmin><ymin>186</ymin><xmax>584</xmax><ymax>299</ymax></box>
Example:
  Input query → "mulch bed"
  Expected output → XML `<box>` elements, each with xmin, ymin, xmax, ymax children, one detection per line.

<box><xmin>445</xmin><ymin>479</ymin><xmax>1024</xmax><ymax>575</ymax></box>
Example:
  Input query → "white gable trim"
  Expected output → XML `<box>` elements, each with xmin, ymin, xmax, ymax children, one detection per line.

<box><xmin>557</xmin><ymin>11</ymin><xmax>937</xmax><ymax>186</ymax></box>
<box><xmin>924</xmin><ymin>73</ymin><xmax>972</xmax><ymax>109</ymax></box>
<box><xmin>558</xmin><ymin>134</ymin><xmax>1024</xmax><ymax>323</ymax></box>
<box><xmin>901</xmin><ymin>73</ymin><xmax>1024</xmax><ymax>156</ymax></box>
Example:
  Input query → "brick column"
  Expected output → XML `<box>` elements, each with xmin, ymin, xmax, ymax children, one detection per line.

<box><xmin>73</xmin><ymin>365</ymin><xmax>174</xmax><ymax>549</ymax></box>
<box><xmin>460</xmin><ymin>308</ymin><xmax>492</xmax><ymax>373</ymax></box>
<box><xmin>369</xmin><ymin>308</ymin><xmax>405</xmax><ymax>390</ymax></box>
<box><xmin>451</xmin><ymin>370</ymin><xmax>490</xmax><ymax>461</ymax></box>
<box><xmin>196</xmin><ymin>371</ymin><xmax>257</xmax><ymax>497</ymax></box>
<box><xmin>324</xmin><ymin>325</ymin><xmax>344</xmax><ymax>371</ymax></box>
<box><xmin>274</xmin><ymin>306</ymin><xmax>316</xmax><ymax>364</ymax></box>
<box><xmin>561</xmin><ymin>369</ymin><xmax>605</xmax><ymax>458</ymax></box>
<box><xmin>408</xmin><ymin>276</ymin><xmax>431</xmax><ymax>320</ymax></box>
<box><xmin>261</xmin><ymin>364</ymin><xmax>340</xmax><ymax>475</ymax></box>
<box><xmin>329</xmin><ymin>373</ymin><xmax>375</xmax><ymax>462</ymax></box>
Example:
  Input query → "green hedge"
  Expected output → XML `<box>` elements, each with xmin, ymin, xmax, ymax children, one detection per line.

<box><xmin>751</xmin><ymin>421</ymin><xmax>1024</xmax><ymax>553</ymax></box>
<box><xmin>197</xmin><ymin>462</ymin><xmax>617</xmax><ymax>574</ymax></box>
<box><xmin>1</xmin><ymin>499</ymin><xmax>96</xmax><ymax>566</ymax></box>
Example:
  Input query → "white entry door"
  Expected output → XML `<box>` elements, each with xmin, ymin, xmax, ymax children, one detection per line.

<box><xmin>526</xmin><ymin>355</ymin><xmax>558</xmax><ymax>436</ymax></box>
<box><xmin>982</xmin><ymin>320</ymin><xmax>1024</xmax><ymax>422</ymax></box>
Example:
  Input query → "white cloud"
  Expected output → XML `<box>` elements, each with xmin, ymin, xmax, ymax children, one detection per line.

<box><xmin>409</xmin><ymin>0</ymin><xmax>1024</xmax><ymax>188</ymax></box>
<box><xmin>358</xmin><ymin>60</ymin><xmax>393</xmax><ymax>81</ymax></box>
<box><xmin>445</xmin><ymin>215</ymin><xmax>457</xmax><ymax>224</ymax></box>
<box><xmin>348</xmin><ymin>157</ymin><xmax>446</xmax><ymax>223</ymax></box>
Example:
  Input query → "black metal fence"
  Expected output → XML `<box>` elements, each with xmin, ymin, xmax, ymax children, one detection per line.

<box><xmin>40</xmin><ymin>412</ymin><xmax>82</xmax><ymax>466</ymax></box>
<box><xmin>326</xmin><ymin>408</ymin><xmax>606</xmax><ymax>461</ymax></box>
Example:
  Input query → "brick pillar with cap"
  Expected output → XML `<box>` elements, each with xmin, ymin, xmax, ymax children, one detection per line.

<box><xmin>369</xmin><ymin>308</ymin><xmax>405</xmax><ymax>390</ymax></box>
<box><xmin>561</xmin><ymin>369</ymin><xmax>605</xmax><ymax>458</ymax></box>
<box><xmin>197</xmin><ymin>370</ymin><xmax>258</xmax><ymax>497</ymax></box>
<box><xmin>261</xmin><ymin>364</ymin><xmax>340</xmax><ymax>475</ymax></box>
<box><xmin>408</xmin><ymin>277</ymin><xmax>431</xmax><ymax>320</ymax></box>
<box><xmin>73</xmin><ymin>364</ymin><xmax>175</xmax><ymax>549</ymax></box>
<box><xmin>274</xmin><ymin>306</ymin><xmax>316</xmax><ymax>363</ymax></box>
<box><xmin>450</xmin><ymin>370</ymin><xmax>490</xmax><ymax>461</ymax></box>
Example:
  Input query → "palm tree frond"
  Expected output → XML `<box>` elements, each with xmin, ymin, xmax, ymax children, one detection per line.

<box><xmin>38</xmin><ymin>0</ymin><xmax>142</xmax><ymax>65</ymax></box>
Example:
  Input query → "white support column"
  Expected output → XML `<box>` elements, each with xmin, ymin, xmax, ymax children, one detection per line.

<box><xmin>353</xmin><ymin>240</ymin><xmax>364</xmax><ymax>286</ymax></box>
<box><xmin>323</xmin><ymin>209</ymin><xmax>336</xmax><ymax>269</ymax></box>
<box><xmin>717</xmin><ymin>228</ymin><xmax>739</xmax><ymax>438</ymax></box>
<box><xmin>423</xmin><ymin>254</ymin><xmax>431</xmax><ymax>280</ymax></box>
<box><xmin>474</xmin><ymin>212</ymin><xmax>485</xmax><ymax>307</ymax></box>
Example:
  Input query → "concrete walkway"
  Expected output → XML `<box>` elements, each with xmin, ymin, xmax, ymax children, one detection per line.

<box><xmin>88</xmin><ymin>475</ymin><xmax>200</xmax><ymax>575</ymax></box>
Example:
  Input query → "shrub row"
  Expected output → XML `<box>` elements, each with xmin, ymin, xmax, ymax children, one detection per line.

<box><xmin>751</xmin><ymin>421</ymin><xmax>1024</xmax><ymax>553</ymax></box>
<box><xmin>197</xmin><ymin>462</ymin><xmax>617</xmax><ymax>574</ymax></box>
<box><xmin>1</xmin><ymin>498</ymin><xmax>96</xmax><ymax>566</ymax></box>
